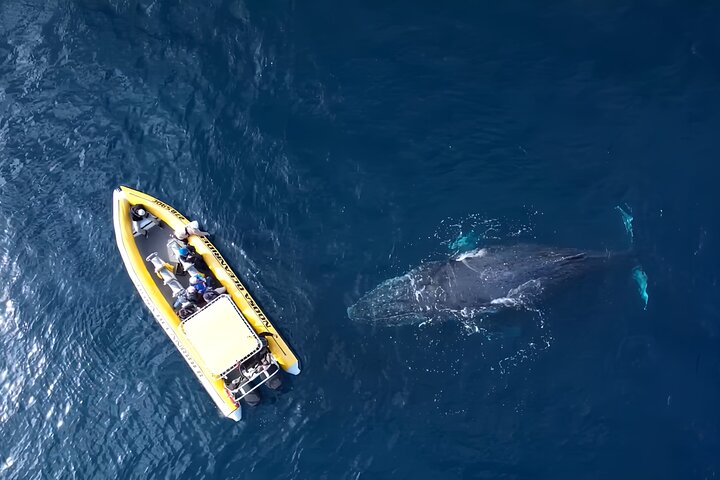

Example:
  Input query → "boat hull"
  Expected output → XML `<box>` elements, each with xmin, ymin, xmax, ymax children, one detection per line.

<box><xmin>112</xmin><ymin>186</ymin><xmax>300</xmax><ymax>420</ymax></box>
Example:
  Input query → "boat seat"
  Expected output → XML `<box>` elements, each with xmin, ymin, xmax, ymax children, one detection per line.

<box><xmin>146</xmin><ymin>252</ymin><xmax>184</xmax><ymax>297</ymax></box>
<box><xmin>133</xmin><ymin>214</ymin><xmax>160</xmax><ymax>237</ymax></box>
<box><xmin>167</xmin><ymin>239</ymin><xmax>200</xmax><ymax>276</ymax></box>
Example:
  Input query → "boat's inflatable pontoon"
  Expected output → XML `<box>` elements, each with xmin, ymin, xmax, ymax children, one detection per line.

<box><xmin>112</xmin><ymin>186</ymin><xmax>300</xmax><ymax>420</ymax></box>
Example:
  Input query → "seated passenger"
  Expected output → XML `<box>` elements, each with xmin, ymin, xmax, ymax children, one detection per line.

<box><xmin>189</xmin><ymin>273</ymin><xmax>210</xmax><ymax>294</ymax></box>
<box><xmin>178</xmin><ymin>246</ymin><xmax>210</xmax><ymax>274</ymax></box>
<box><xmin>178</xmin><ymin>246</ymin><xmax>192</xmax><ymax>262</ymax></box>
<box><xmin>173</xmin><ymin>293</ymin><xmax>187</xmax><ymax>310</ymax></box>
<box><xmin>184</xmin><ymin>285</ymin><xmax>202</xmax><ymax>305</ymax></box>
<box><xmin>203</xmin><ymin>290</ymin><xmax>220</xmax><ymax>303</ymax></box>
<box><xmin>177</xmin><ymin>302</ymin><xmax>198</xmax><ymax>320</ymax></box>
<box><xmin>174</xmin><ymin>220</ymin><xmax>209</xmax><ymax>241</ymax></box>
<box><xmin>130</xmin><ymin>204</ymin><xmax>148</xmax><ymax>222</ymax></box>
<box><xmin>131</xmin><ymin>204</ymin><xmax>153</xmax><ymax>237</ymax></box>
<box><xmin>173</xmin><ymin>286</ymin><xmax>201</xmax><ymax>310</ymax></box>
<box><xmin>190</xmin><ymin>273</ymin><xmax>227</xmax><ymax>297</ymax></box>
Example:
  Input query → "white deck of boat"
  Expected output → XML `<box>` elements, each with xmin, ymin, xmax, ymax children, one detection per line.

<box><xmin>181</xmin><ymin>295</ymin><xmax>262</xmax><ymax>376</ymax></box>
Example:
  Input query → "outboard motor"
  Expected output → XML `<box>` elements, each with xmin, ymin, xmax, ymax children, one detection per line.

<box><xmin>266</xmin><ymin>375</ymin><xmax>282</xmax><ymax>391</ymax></box>
<box><xmin>243</xmin><ymin>390</ymin><xmax>261</xmax><ymax>407</ymax></box>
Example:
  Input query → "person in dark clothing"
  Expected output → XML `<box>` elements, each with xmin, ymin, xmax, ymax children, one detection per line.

<box><xmin>203</xmin><ymin>289</ymin><xmax>220</xmax><ymax>303</ymax></box>
<box><xmin>178</xmin><ymin>246</ymin><xmax>211</xmax><ymax>274</ymax></box>
<box><xmin>130</xmin><ymin>204</ymin><xmax>153</xmax><ymax>237</ymax></box>
<box><xmin>184</xmin><ymin>285</ymin><xmax>202</xmax><ymax>304</ymax></box>
<box><xmin>177</xmin><ymin>302</ymin><xmax>198</xmax><ymax>319</ymax></box>
<box><xmin>130</xmin><ymin>204</ymin><xmax>147</xmax><ymax>221</ymax></box>
<box><xmin>173</xmin><ymin>285</ymin><xmax>203</xmax><ymax>310</ymax></box>
<box><xmin>190</xmin><ymin>273</ymin><xmax>227</xmax><ymax>300</ymax></box>
<box><xmin>189</xmin><ymin>273</ymin><xmax>211</xmax><ymax>293</ymax></box>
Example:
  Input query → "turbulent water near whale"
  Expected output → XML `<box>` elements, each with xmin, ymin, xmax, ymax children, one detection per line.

<box><xmin>1</xmin><ymin>0</ymin><xmax>720</xmax><ymax>478</ymax></box>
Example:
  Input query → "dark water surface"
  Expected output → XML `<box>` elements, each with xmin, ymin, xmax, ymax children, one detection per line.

<box><xmin>1</xmin><ymin>0</ymin><xmax>719</xmax><ymax>478</ymax></box>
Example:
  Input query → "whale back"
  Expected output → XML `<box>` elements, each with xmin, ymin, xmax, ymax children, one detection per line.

<box><xmin>440</xmin><ymin>245</ymin><xmax>612</xmax><ymax>303</ymax></box>
<box><xmin>347</xmin><ymin>244</ymin><xmax>627</xmax><ymax>325</ymax></box>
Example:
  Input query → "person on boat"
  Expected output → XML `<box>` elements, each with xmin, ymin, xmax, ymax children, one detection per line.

<box><xmin>189</xmin><ymin>274</ymin><xmax>209</xmax><ymax>294</ymax></box>
<box><xmin>184</xmin><ymin>285</ymin><xmax>202</xmax><ymax>304</ymax></box>
<box><xmin>202</xmin><ymin>289</ymin><xmax>220</xmax><ymax>303</ymax></box>
<box><xmin>173</xmin><ymin>286</ymin><xmax>202</xmax><ymax>310</ymax></box>
<box><xmin>130</xmin><ymin>204</ymin><xmax>148</xmax><ymax>222</ymax></box>
<box><xmin>174</xmin><ymin>220</ymin><xmax>209</xmax><ymax>241</ymax></box>
<box><xmin>177</xmin><ymin>302</ymin><xmax>198</xmax><ymax>320</ymax></box>
<box><xmin>178</xmin><ymin>246</ymin><xmax>211</xmax><ymax>274</ymax></box>
<box><xmin>189</xmin><ymin>273</ymin><xmax>227</xmax><ymax>298</ymax></box>
<box><xmin>130</xmin><ymin>204</ymin><xmax>151</xmax><ymax>237</ymax></box>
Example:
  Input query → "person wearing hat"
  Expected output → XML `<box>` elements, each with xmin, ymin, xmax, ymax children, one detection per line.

<box><xmin>184</xmin><ymin>285</ymin><xmax>202</xmax><ymax>304</ymax></box>
<box><xmin>189</xmin><ymin>273</ymin><xmax>226</xmax><ymax>293</ymax></box>
<box><xmin>189</xmin><ymin>274</ymin><xmax>208</xmax><ymax>294</ymax></box>
<box><xmin>130</xmin><ymin>204</ymin><xmax>151</xmax><ymax>237</ymax></box>
<box><xmin>178</xmin><ymin>246</ymin><xmax>192</xmax><ymax>263</ymax></box>
<box><xmin>173</xmin><ymin>284</ymin><xmax>202</xmax><ymax>309</ymax></box>
<box><xmin>130</xmin><ymin>204</ymin><xmax>147</xmax><ymax>222</ymax></box>
<box><xmin>189</xmin><ymin>273</ymin><xmax>227</xmax><ymax>300</ymax></box>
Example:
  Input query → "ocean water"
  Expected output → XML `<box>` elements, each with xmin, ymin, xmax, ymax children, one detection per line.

<box><xmin>1</xmin><ymin>0</ymin><xmax>719</xmax><ymax>478</ymax></box>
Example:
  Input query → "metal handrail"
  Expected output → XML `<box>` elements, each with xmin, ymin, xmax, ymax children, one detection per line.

<box><xmin>227</xmin><ymin>363</ymin><xmax>280</xmax><ymax>401</ymax></box>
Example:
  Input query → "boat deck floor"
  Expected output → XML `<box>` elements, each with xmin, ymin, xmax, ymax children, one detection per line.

<box><xmin>134</xmin><ymin>220</ymin><xmax>192</xmax><ymax>307</ymax></box>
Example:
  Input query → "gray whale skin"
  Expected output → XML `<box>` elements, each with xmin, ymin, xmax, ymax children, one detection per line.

<box><xmin>347</xmin><ymin>244</ymin><xmax>628</xmax><ymax>326</ymax></box>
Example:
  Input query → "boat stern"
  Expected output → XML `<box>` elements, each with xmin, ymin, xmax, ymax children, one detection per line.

<box><xmin>227</xmin><ymin>407</ymin><xmax>242</xmax><ymax>422</ymax></box>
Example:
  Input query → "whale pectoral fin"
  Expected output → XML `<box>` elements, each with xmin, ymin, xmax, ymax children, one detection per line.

<box><xmin>504</xmin><ymin>279</ymin><xmax>544</xmax><ymax>304</ymax></box>
<box><xmin>557</xmin><ymin>253</ymin><xmax>586</xmax><ymax>263</ymax></box>
<box><xmin>489</xmin><ymin>280</ymin><xmax>543</xmax><ymax>309</ymax></box>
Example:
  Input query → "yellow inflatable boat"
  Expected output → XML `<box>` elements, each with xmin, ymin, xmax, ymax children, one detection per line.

<box><xmin>112</xmin><ymin>186</ymin><xmax>300</xmax><ymax>421</ymax></box>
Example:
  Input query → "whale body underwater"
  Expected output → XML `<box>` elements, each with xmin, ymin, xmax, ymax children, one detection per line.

<box><xmin>347</xmin><ymin>244</ymin><xmax>633</xmax><ymax>326</ymax></box>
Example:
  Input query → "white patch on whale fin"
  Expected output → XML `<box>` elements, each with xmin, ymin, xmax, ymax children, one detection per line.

<box><xmin>454</xmin><ymin>248</ymin><xmax>487</xmax><ymax>262</ymax></box>
<box><xmin>454</xmin><ymin>248</ymin><xmax>488</xmax><ymax>273</ymax></box>
<box><xmin>490</xmin><ymin>280</ymin><xmax>544</xmax><ymax>308</ymax></box>
<box><xmin>508</xmin><ymin>279</ymin><xmax>544</xmax><ymax>298</ymax></box>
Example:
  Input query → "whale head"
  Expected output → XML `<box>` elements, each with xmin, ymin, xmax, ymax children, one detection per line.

<box><xmin>347</xmin><ymin>269</ymin><xmax>442</xmax><ymax>326</ymax></box>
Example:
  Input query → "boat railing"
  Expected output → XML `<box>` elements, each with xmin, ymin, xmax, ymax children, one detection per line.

<box><xmin>227</xmin><ymin>362</ymin><xmax>280</xmax><ymax>401</ymax></box>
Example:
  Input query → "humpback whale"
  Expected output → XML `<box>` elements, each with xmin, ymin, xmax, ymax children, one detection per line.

<box><xmin>347</xmin><ymin>244</ymin><xmax>631</xmax><ymax>326</ymax></box>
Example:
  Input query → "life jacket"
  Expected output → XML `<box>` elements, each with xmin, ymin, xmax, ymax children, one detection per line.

<box><xmin>193</xmin><ymin>274</ymin><xmax>209</xmax><ymax>294</ymax></box>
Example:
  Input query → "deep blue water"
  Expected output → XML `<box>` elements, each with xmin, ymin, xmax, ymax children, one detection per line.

<box><xmin>1</xmin><ymin>0</ymin><xmax>720</xmax><ymax>478</ymax></box>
